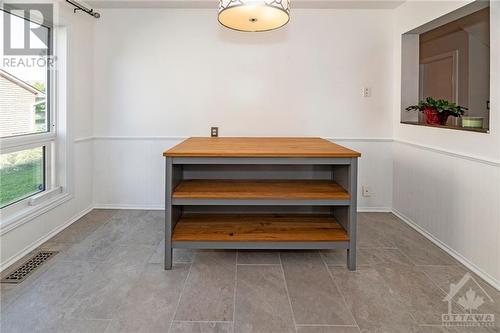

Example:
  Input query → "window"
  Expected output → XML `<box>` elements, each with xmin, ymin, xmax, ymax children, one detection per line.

<box><xmin>0</xmin><ymin>9</ymin><xmax>55</xmax><ymax>211</ymax></box>
<box><xmin>400</xmin><ymin>1</ymin><xmax>490</xmax><ymax>133</ymax></box>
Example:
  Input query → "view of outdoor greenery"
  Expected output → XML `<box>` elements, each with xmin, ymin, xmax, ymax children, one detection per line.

<box><xmin>0</xmin><ymin>147</ymin><xmax>44</xmax><ymax>208</ymax></box>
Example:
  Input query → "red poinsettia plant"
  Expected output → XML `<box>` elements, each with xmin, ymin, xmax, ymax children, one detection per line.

<box><xmin>406</xmin><ymin>97</ymin><xmax>467</xmax><ymax>126</ymax></box>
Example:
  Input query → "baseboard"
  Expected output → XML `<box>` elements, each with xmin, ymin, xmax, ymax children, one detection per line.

<box><xmin>392</xmin><ymin>208</ymin><xmax>500</xmax><ymax>291</ymax></box>
<box><xmin>0</xmin><ymin>205</ymin><xmax>93</xmax><ymax>272</ymax></box>
<box><xmin>93</xmin><ymin>204</ymin><xmax>164</xmax><ymax>210</ymax></box>
<box><xmin>357</xmin><ymin>206</ymin><xmax>392</xmax><ymax>213</ymax></box>
<box><xmin>94</xmin><ymin>204</ymin><xmax>392</xmax><ymax>213</ymax></box>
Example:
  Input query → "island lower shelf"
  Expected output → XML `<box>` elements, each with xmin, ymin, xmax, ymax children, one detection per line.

<box><xmin>172</xmin><ymin>214</ymin><xmax>349</xmax><ymax>249</ymax></box>
<box><xmin>172</xmin><ymin>214</ymin><xmax>349</xmax><ymax>243</ymax></box>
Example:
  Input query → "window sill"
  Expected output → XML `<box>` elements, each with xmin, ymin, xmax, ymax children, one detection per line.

<box><xmin>0</xmin><ymin>192</ymin><xmax>72</xmax><ymax>236</ymax></box>
<box><xmin>401</xmin><ymin>121</ymin><xmax>489</xmax><ymax>134</ymax></box>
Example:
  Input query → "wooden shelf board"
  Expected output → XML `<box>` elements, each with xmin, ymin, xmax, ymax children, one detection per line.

<box><xmin>172</xmin><ymin>214</ymin><xmax>349</xmax><ymax>242</ymax></box>
<box><xmin>172</xmin><ymin>179</ymin><xmax>350</xmax><ymax>200</ymax></box>
<box><xmin>164</xmin><ymin>137</ymin><xmax>361</xmax><ymax>157</ymax></box>
<box><xmin>401</xmin><ymin>121</ymin><xmax>489</xmax><ymax>133</ymax></box>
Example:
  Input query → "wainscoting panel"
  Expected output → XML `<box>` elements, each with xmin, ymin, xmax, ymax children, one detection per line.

<box><xmin>92</xmin><ymin>137</ymin><xmax>393</xmax><ymax>211</ymax></box>
<box><xmin>393</xmin><ymin>141</ymin><xmax>500</xmax><ymax>286</ymax></box>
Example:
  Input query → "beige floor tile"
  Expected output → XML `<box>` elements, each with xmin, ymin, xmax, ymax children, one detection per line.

<box><xmin>321</xmin><ymin>248</ymin><xmax>412</xmax><ymax>266</ymax></box>
<box><xmin>296</xmin><ymin>325</ymin><xmax>360</xmax><ymax>333</ymax></box>
<box><xmin>234</xmin><ymin>265</ymin><xmax>295</xmax><ymax>332</ymax></box>
<box><xmin>374</xmin><ymin>263</ymin><xmax>450</xmax><ymax>325</ymax></box>
<box><xmin>0</xmin><ymin>260</ymin><xmax>99</xmax><ymax>332</ymax></box>
<box><xmin>42</xmin><ymin>318</ymin><xmax>111</xmax><ymax>333</ymax></box>
<box><xmin>169</xmin><ymin>321</ymin><xmax>233</xmax><ymax>333</ymax></box>
<box><xmin>149</xmin><ymin>240</ymin><xmax>196</xmax><ymax>264</ymax></box>
<box><xmin>237</xmin><ymin>250</ymin><xmax>281</xmax><ymax>265</ymax></box>
<box><xmin>358</xmin><ymin>213</ymin><xmax>457</xmax><ymax>266</ymax></box>
<box><xmin>105</xmin><ymin>263</ymin><xmax>189</xmax><ymax>332</ymax></box>
<box><xmin>61</xmin><ymin>244</ymin><xmax>155</xmax><ymax>320</ymax></box>
<box><xmin>62</xmin><ymin>211</ymin><xmax>149</xmax><ymax>261</ymax></box>
<box><xmin>281</xmin><ymin>252</ymin><xmax>355</xmax><ymax>325</ymax></box>
<box><xmin>329</xmin><ymin>266</ymin><xmax>416</xmax><ymax>332</ymax></box>
<box><xmin>174</xmin><ymin>250</ymin><xmax>236</xmax><ymax>321</ymax></box>
<box><xmin>117</xmin><ymin>210</ymin><xmax>164</xmax><ymax>246</ymax></box>
<box><xmin>49</xmin><ymin>209</ymin><xmax>116</xmax><ymax>244</ymax></box>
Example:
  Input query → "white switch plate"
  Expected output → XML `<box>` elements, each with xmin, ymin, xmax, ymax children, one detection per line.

<box><xmin>362</xmin><ymin>87</ymin><xmax>371</xmax><ymax>97</ymax></box>
<box><xmin>362</xmin><ymin>185</ymin><xmax>371</xmax><ymax>197</ymax></box>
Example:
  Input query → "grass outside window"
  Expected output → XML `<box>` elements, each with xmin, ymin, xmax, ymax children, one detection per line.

<box><xmin>0</xmin><ymin>147</ymin><xmax>45</xmax><ymax>208</ymax></box>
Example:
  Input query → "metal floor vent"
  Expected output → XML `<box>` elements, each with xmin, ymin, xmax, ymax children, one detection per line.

<box><xmin>1</xmin><ymin>251</ymin><xmax>58</xmax><ymax>284</ymax></box>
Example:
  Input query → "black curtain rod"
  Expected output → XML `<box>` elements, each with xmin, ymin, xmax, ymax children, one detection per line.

<box><xmin>66</xmin><ymin>0</ymin><xmax>100</xmax><ymax>18</ymax></box>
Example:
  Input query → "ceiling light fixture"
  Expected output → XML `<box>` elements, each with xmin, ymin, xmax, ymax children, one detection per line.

<box><xmin>218</xmin><ymin>0</ymin><xmax>290</xmax><ymax>32</ymax></box>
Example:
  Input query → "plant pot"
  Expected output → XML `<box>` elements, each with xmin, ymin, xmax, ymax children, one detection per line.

<box><xmin>424</xmin><ymin>108</ymin><xmax>449</xmax><ymax>125</ymax></box>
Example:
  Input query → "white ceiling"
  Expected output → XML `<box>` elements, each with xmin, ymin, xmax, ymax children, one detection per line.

<box><xmin>85</xmin><ymin>0</ymin><xmax>405</xmax><ymax>9</ymax></box>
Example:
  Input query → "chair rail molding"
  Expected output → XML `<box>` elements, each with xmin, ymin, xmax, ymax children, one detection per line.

<box><xmin>394</xmin><ymin>139</ymin><xmax>500</xmax><ymax>167</ymax></box>
<box><xmin>78</xmin><ymin>136</ymin><xmax>499</xmax><ymax>166</ymax></box>
<box><xmin>75</xmin><ymin>135</ymin><xmax>393</xmax><ymax>142</ymax></box>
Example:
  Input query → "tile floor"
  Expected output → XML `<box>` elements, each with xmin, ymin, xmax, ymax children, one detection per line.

<box><xmin>0</xmin><ymin>210</ymin><xmax>499</xmax><ymax>333</ymax></box>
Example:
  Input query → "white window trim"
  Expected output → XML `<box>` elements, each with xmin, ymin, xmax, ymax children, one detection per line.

<box><xmin>0</xmin><ymin>25</ymin><xmax>71</xmax><ymax>235</ymax></box>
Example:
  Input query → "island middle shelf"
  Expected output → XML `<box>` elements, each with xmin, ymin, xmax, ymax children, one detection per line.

<box><xmin>172</xmin><ymin>179</ymin><xmax>350</xmax><ymax>205</ymax></box>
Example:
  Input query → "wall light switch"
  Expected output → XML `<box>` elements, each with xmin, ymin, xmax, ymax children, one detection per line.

<box><xmin>362</xmin><ymin>87</ymin><xmax>371</xmax><ymax>98</ymax></box>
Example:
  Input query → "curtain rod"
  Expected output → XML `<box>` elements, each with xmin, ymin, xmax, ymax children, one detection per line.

<box><xmin>66</xmin><ymin>0</ymin><xmax>100</xmax><ymax>18</ymax></box>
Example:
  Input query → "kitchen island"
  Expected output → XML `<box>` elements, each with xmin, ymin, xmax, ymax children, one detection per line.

<box><xmin>163</xmin><ymin>137</ymin><xmax>361</xmax><ymax>270</ymax></box>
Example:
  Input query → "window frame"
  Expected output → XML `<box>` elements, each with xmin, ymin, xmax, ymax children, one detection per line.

<box><xmin>0</xmin><ymin>9</ymin><xmax>63</xmax><ymax>224</ymax></box>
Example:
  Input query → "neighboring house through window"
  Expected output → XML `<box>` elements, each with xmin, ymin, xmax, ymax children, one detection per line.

<box><xmin>0</xmin><ymin>70</ymin><xmax>46</xmax><ymax>137</ymax></box>
<box><xmin>0</xmin><ymin>9</ymin><xmax>54</xmax><ymax>212</ymax></box>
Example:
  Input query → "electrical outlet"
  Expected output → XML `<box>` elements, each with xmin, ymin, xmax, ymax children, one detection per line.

<box><xmin>362</xmin><ymin>87</ymin><xmax>371</xmax><ymax>98</ymax></box>
<box><xmin>211</xmin><ymin>127</ymin><xmax>219</xmax><ymax>137</ymax></box>
<box><xmin>362</xmin><ymin>185</ymin><xmax>372</xmax><ymax>197</ymax></box>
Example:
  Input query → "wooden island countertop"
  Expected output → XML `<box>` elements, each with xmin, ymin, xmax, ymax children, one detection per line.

<box><xmin>163</xmin><ymin>137</ymin><xmax>361</xmax><ymax>158</ymax></box>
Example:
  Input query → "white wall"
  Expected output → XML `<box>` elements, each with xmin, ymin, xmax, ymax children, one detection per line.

<box><xmin>92</xmin><ymin>8</ymin><xmax>395</xmax><ymax>210</ymax></box>
<box><xmin>392</xmin><ymin>0</ymin><xmax>500</xmax><ymax>287</ymax></box>
<box><xmin>0</xmin><ymin>5</ymin><xmax>95</xmax><ymax>267</ymax></box>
